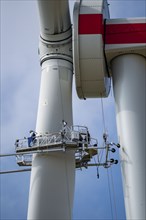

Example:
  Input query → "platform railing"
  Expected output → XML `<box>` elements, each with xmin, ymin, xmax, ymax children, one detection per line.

<box><xmin>15</xmin><ymin>126</ymin><xmax>91</xmax><ymax>152</ymax></box>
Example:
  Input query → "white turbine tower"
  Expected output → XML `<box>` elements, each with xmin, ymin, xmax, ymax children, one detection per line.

<box><xmin>27</xmin><ymin>1</ymin><xmax>75</xmax><ymax>219</ymax></box>
<box><xmin>73</xmin><ymin>1</ymin><xmax>146</xmax><ymax>219</ymax></box>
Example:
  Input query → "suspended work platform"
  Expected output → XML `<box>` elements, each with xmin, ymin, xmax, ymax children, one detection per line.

<box><xmin>15</xmin><ymin>125</ymin><xmax>99</xmax><ymax>168</ymax></box>
<box><xmin>16</xmin><ymin>125</ymin><xmax>96</xmax><ymax>151</ymax></box>
<box><xmin>14</xmin><ymin>125</ymin><xmax>120</xmax><ymax>171</ymax></box>
<box><xmin>0</xmin><ymin>122</ymin><xmax>120</xmax><ymax>174</ymax></box>
<box><xmin>0</xmin><ymin>124</ymin><xmax>120</xmax><ymax>174</ymax></box>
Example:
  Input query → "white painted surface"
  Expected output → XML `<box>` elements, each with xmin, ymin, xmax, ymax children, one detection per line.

<box><xmin>27</xmin><ymin>59</ymin><xmax>75</xmax><ymax>220</ymax></box>
<box><xmin>112</xmin><ymin>54</ymin><xmax>146</xmax><ymax>220</ymax></box>
<box><xmin>36</xmin><ymin>59</ymin><xmax>73</xmax><ymax>134</ymax></box>
<box><xmin>28</xmin><ymin>151</ymin><xmax>75</xmax><ymax>220</ymax></box>
<box><xmin>105</xmin><ymin>17</ymin><xmax>146</xmax><ymax>66</ymax></box>
<box><xmin>37</xmin><ymin>0</ymin><xmax>71</xmax><ymax>41</ymax></box>
<box><xmin>73</xmin><ymin>0</ymin><xmax>111</xmax><ymax>99</ymax></box>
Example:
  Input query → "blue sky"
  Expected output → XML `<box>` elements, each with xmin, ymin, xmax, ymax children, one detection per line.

<box><xmin>0</xmin><ymin>0</ymin><xmax>146</xmax><ymax>219</ymax></box>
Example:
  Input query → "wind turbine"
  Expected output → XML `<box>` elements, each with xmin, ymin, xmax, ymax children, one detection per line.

<box><xmin>1</xmin><ymin>1</ymin><xmax>145</xmax><ymax>219</ymax></box>
<box><xmin>28</xmin><ymin>1</ymin><xmax>146</xmax><ymax>219</ymax></box>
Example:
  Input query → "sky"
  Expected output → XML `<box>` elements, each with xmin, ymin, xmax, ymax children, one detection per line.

<box><xmin>0</xmin><ymin>0</ymin><xmax>146</xmax><ymax>220</ymax></box>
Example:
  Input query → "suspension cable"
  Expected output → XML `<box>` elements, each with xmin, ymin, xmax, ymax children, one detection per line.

<box><xmin>101</xmin><ymin>97</ymin><xmax>106</xmax><ymax>132</ymax></box>
<box><xmin>110</xmin><ymin>166</ymin><xmax>118</xmax><ymax>220</ymax></box>
<box><xmin>100</xmin><ymin>97</ymin><xmax>115</xmax><ymax>219</ymax></box>
<box><xmin>94</xmin><ymin>156</ymin><xmax>99</xmax><ymax>178</ymax></box>
<box><xmin>107</xmin><ymin>168</ymin><xmax>114</xmax><ymax>219</ymax></box>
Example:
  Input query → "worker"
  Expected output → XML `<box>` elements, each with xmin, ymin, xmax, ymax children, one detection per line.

<box><xmin>28</xmin><ymin>130</ymin><xmax>36</xmax><ymax>147</ymax></box>
<box><xmin>62</xmin><ymin>120</ymin><xmax>67</xmax><ymax>132</ymax></box>
<box><xmin>103</xmin><ymin>132</ymin><xmax>108</xmax><ymax>143</ymax></box>
<box><xmin>62</xmin><ymin>120</ymin><xmax>67</xmax><ymax>139</ymax></box>
<box><xmin>30</xmin><ymin>131</ymin><xmax>36</xmax><ymax>142</ymax></box>
<box><xmin>15</xmin><ymin>139</ymin><xmax>19</xmax><ymax>148</ymax></box>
